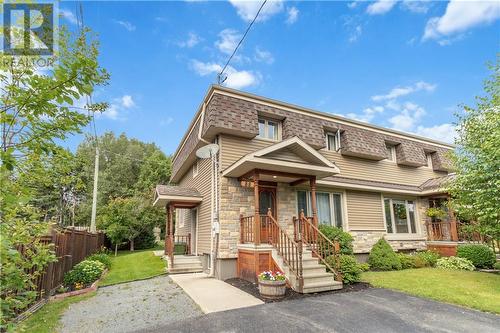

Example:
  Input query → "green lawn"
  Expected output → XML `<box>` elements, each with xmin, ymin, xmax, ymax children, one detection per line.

<box><xmin>99</xmin><ymin>249</ymin><xmax>166</xmax><ymax>286</ymax></box>
<box><xmin>362</xmin><ymin>268</ymin><xmax>500</xmax><ymax>314</ymax></box>
<box><xmin>16</xmin><ymin>292</ymin><xmax>96</xmax><ymax>333</ymax></box>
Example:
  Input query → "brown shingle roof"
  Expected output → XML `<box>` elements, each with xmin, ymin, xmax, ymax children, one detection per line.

<box><xmin>419</xmin><ymin>174</ymin><xmax>455</xmax><ymax>192</ymax></box>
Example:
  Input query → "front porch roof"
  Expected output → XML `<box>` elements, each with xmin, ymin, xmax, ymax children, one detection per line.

<box><xmin>222</xmin><ymin>137</ymin><xmax>340</xmax><ymax>179</ymax></box>
<box><xmin>153</xmin><ymin>185</ymin><xmax>202</xmax><ymax>208</ymax></box>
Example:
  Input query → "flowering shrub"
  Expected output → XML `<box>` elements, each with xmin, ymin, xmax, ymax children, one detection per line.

<box><xmin>436</xmin><ymin>256</ymin><xmax>475</xmax><ymax>271</ymax></box>
<box><xmin>258</xmin><ymin>271</ymin><xmax>286</xmax><ymax>281</ymax></box>
<box><xmin>63</xmin><ymin>259</ymin><xmax>105</xmax><ymax>288</ymax></box>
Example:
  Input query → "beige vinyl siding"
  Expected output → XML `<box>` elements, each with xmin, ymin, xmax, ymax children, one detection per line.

<box><xmin>175</xmin><ymin>209</ymin><xmax>191</xmax><ymax>236</ymax></box>
<box><xmin>265</xmin><ymin>148</ymin><xmax>309</xmax><ymax>164</ymax></box>
<box><xmin>220</xmin><ymin>135</ymin><xmax>447</xmax><ymax>186</ymax></box>
<box><xmin>177</xmin><ymin>158</ymin><xmax>212</xmax><ymax>255</ymax></box>
<box><xmin>346</xmin><ymin>190</ymin><xmax>385</xmax><ymax>231</ymax></box>
<box><xmin>321</xmin><ymin>150</ymin><xmax>447</xmax><ymax>186</ymax></box>
<box><xmin>220</xmin><ymin>135</ymin><xmax>273</xmax><ymax>169</ymax></box>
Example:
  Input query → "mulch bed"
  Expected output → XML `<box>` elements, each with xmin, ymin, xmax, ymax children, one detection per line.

<box><xmin>225</xmin><ymin>278</ymin><xmax>372</xmax><ymax>303</ymax></box>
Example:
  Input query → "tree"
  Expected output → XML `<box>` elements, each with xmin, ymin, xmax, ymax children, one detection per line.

<box><xmin>136</xmin><ymin>150</ymin><xmax>172</xmax><ymax>193</ymax></box>
<box><xmin>449</xmin><ymin>59</ymin><xmax>500</xmax><ymax>242</ymax></box>
<box><xmin>98</xmin><ymin>197</ymin><xmax>158</xmax><ymax>253</ymax></box>
<box><xmin>17</xmin><ymin>148</ymin><xmax>84</xmax><ymax>226</ymax></box>
<box><xmin>1</xmin><ymin>27</ymin><xmax>109</xmax><ymax>170</ymax></box>
<box><xmin>0</xmin><ymin>25</ymin><xmax>109</xmax><ymax>328</ymax></box>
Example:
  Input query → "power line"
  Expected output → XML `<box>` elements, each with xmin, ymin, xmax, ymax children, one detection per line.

<box><xmin>217</xmin><ymin>0</ymin><xmax>267</xmax><ymax>85</ymax></box>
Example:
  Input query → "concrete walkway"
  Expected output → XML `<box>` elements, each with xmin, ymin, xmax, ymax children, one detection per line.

<box><xmin>169</xmin><ymin>272</ymin><xmax>264</xmax><ymax>313</ymax></box>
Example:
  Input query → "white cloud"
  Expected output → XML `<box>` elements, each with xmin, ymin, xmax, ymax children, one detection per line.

<box><xmin>60</xmin><ymin>9</ymin><xmax>78</xmax><ymax>25</ymax></box>
<box><xmin>215</xmin><ymin>29</ymin><xmax>241</xmax><ymax>55</ymax></box>
<box><xmin>388</xmin><ymin>102</ymin><xmax>426</xmax><ymax>131</ymax></box>
<box><xmin>121</xmin><ymin>95</ymin><xmax>135</xmax><ymax>108</ymax></box>
<box><xmin>254</xmin><ymin>47</ymin><xmax>274</xmax><ymax>64</ymax></box>
<box><xmin>401</xmin><ymin>0</ymin><xmax>431</xmax><ymax>14</ymax></box>
<box><xmin>372</xmin><ymin>81</ymin><xmax>436</xmax><ymax>102</ymax></box>
<box><xmin>177</xmin><ymin>32</ymin><xmax>202</xmax><ymax>48</ymax></box>
<box><xmin>366</xmin><ymin>0</ymin><xmax>397</xmax><ymax>15</ymax></box>
<box><xmin>349</xmin><ymin>25</ymin><xmax>363</xmax><ymax>43</ymax></box>
<box><xmin>346</xmin><ymin>106</ymin><xmax>384</xmax><ymax>123</ymax></box>
<box><xmin>423</xmin><ymin>1</ymin><xmax>500</xmax><ymax>41</ymax></box>
<box><xmin>190</xmin><ymin>60</ymin><xmax>260</xmax><ymax>89</ymax></box>
<box><xmin>104</xmin><ymin>104</ymin><xmax>120</xmax><ymax>120</ymax></box>
<box><xmin>286</xmin><ymin>6</ymin><xmax>299</xmax><ymax>24</ymax></box>
<box><xmin>347</xmin><ymin>2</ymin><xmax>359</xmax><ymax>9</ymax></box>
<box><xmin>415</xmin><ymin>123</ymin><xmax>456</xmax><ymax>144</ymax></box>
<box><xmin>229</xmin><ymin>0</ymin><xmax>284</xmax><ymax>22</ymax></box>
<box><xmin>114</xmin><ymin>20</ymin><xmax>136</xmax><ymax>32</ymax></box>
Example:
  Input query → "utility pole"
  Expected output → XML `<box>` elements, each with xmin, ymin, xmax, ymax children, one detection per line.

<box><xmin>90</xmin><ymin>146</ymin><xmax>99</xmax><ymax>232</ymax></box>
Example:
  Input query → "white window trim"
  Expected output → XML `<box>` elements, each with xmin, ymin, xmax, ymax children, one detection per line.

<box><xmin>424</xmin><ymin>153</ymin><xmax>433</xmax><ymax>169</ymax></box>
<box><xmin>296</xmin><ymin>190</ymin><xmax>345</xmax><ymax>229</ymax></box>
<box><xmin>382</xmin><ymin>196</ymin><xmax>420</xmax><ymax>237</ymax></box>
<box><xmin>385</xmin><ymin>145</ymin><xmax>397</xmax><ymax>163</ymax></box>
<box><xmin>192</xmin><ymin>160</ymin><xmax>199</xmax><ymax>178</ymax></box>
<box><xmin>325</xmin><ymin>130</ymin><xmax>341</xmax><ymax>152</ymax></box>
<box><xmin>257</xmin><ymin>117</ymin><xmax>282</xmax><ymax>141</ymax></box>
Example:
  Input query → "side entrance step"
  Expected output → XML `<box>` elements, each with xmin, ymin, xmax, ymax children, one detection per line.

<box><xmin>166</xmin><ymin>255</ymin><xmax>203</xmax><ymax>274</ymax></box>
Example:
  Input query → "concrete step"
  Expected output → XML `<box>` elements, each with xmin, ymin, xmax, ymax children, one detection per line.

<box><xmin>302</xmin><ymin>280</ymin><xmax>343</xmax><ymax>293</ymax></box>
<box><xmin>167</xmin><ymin>267</ymin><xmax>203</xmax><ymax>274</ymax></box>
<box><xmin>302</xmin><ymin>265</ymin><xmax>328</xmax><ymax>275</ymax></box>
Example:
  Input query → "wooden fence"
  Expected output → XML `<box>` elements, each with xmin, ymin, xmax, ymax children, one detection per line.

<box><xmin>19</xmin><ymin>228</ymin><xmax>105</xmax><ymax>316</ymax></box>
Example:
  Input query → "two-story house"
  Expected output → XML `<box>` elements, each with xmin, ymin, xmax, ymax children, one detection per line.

<box><xmin>153</xmin><ymin>85</ymin><xmax>455</xmax><ymax>293</ymax></box>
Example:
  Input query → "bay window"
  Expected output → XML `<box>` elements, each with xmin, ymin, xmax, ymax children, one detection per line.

<box><xmin>297</xmin><ymin>191</ymin><xmax>343</xmax><ymax>228</ymax></box>
<box><xmin>384</xmin><ymin>198</ymin><xmax>417</xmax><ymax>234</ymax></box>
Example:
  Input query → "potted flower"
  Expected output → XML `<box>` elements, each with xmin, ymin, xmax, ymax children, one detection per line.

<box><xmin>257</xmin><ymin>270</ymin><xmax>286</xmax><ymax>299</ymax></box>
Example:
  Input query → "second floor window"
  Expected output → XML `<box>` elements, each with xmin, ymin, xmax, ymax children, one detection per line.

<box><xmin>386</xmin><ymin>144</ymin><xmax>396</xmax><ymax>162</ymax></box>
<box><xmin>258</xmin><ymin>118</ymin><xmax>279</xmax><ymax>141</ymax></box>
<box><xmin>326</xmin><ymin>131</ymin><xmax>341</xmax><ymax>151</ymax></box>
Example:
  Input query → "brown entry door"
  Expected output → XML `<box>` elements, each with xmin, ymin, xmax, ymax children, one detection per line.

<box><xmin>259</xmin><ymin>188</ymin><xmax>276</xmax><ymax>242</ymax></box>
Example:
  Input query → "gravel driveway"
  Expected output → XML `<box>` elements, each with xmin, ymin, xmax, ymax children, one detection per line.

<box><xmin>60</xmin><ymin>275</ymin><xmax>202</xmax><ymax>333</ymax></box>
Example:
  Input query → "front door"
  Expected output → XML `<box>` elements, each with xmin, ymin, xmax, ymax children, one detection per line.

<box><xmin>259</xmin><ymin>187</ymin><xmax>276</xmax><ymax>242</ymax></box>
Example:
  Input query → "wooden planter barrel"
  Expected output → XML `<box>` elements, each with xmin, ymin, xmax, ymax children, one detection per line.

<box><xmin>258</xmin><ymin>279</ymin><xmax>286</xmax><ymax>299</ymax></box>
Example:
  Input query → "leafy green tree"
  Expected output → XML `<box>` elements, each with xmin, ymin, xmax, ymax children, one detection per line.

<box><xmin>0</xmin><ymin>26</ymin><xmax>108</xmax><ymax>328</ymax></box>
<box><xmin>98</xmin><ymin>197</ymin><xmax>159</xmax><ymax>253</ymax></box>
<box><xmin>1</xmin><ymin>27</ymin><xmax>109</xmax><ymax>170</ymax></box>
<box><xmin>136</xmin><ymin>150</ymin><xmax>172</xmax><ymax>193</ymax></box>
<box><xmin>17</xmin><ymin>148</ymin><xmax>84</xmax><ymax>226</ymax></box>
<box><xmin>449</xmin><ymin>59</ymin><xmax>500</xmax><ymax>243</ymax></box>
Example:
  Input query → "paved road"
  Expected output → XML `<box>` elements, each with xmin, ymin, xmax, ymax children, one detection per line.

<box><xmin>60</xmin><ymin>275</ymin><xmax>202</xmax><ymax>333</ymax></box>
<box><xmin>136</xmin><ymin>288</ymin><xmax>500</xmax><ymax>333</ymax></box>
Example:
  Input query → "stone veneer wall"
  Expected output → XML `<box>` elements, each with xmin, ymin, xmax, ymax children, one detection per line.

<box><xmin>276</xmin><ymin>183</ymin><xmax>297</xmax><ymax>235</ymax></box>
<box><xmin>219</xmin><ymin>177</ymin><xmax>254</xmax><ymax>258</ymax></box>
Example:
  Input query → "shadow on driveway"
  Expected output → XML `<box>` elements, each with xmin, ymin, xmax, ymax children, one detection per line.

<box><xmin>135</xmin><ymin>288</ymin><xmax>500</xmax><ymax>333</ymax></box>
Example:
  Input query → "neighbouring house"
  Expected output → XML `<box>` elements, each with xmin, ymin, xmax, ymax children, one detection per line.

<box><xmin>153</xmin><ymin>85</ymin><xmax>463</xmax><ymax>293</ymax></box>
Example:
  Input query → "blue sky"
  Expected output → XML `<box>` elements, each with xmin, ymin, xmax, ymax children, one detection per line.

<box><xmin>60</xmin><ymin>0</ymin><xmax>500</xmax><ymax>153</ymax></box>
